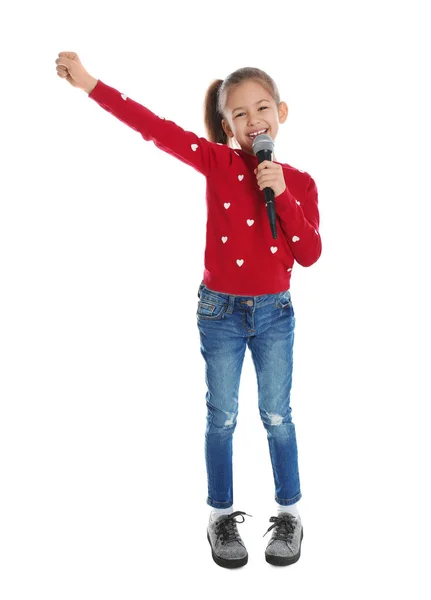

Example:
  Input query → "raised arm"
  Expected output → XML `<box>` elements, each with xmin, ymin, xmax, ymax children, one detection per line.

<box><xmin>55</xmin><ymin>52</ymin><xmax>231</xmax><ymax>177</ymax></box>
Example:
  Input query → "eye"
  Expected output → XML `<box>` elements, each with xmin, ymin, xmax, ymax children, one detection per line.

<box><xmin>259</xmin><ymin>106</ymin><xmax>268</xmax><ymax>111</ymax></box>
<box><xmin>234</xmin><ymin>112</ymin><xmax>245</xmax><ymax>118</ymax></box>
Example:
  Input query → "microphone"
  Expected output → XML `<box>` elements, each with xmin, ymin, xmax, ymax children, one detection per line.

<box><xmin>252</xmin><ymin>133</ymin><xmax>277</xmax><ymax>239</ymax></box>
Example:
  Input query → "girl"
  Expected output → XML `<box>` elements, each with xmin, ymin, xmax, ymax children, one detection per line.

<box><xmin>55</xmin><ymin>51</ymin><xmax>322</xmax><ymax>569</ymax></box>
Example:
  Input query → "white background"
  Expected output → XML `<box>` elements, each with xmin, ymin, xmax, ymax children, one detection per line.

<box><xmin>1</xmin><ymin>0</ymin><xmax>430</xmax><ymax>597</ymax></box>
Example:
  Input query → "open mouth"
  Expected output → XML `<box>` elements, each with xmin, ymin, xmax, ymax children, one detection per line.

<box><xmin>248</xmin><ymin>128</ymin><xmax>268</xmax><ymax>140</ymax></box>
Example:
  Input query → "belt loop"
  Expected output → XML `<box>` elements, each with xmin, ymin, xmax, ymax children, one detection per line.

<box><xmin>227</xmin><ymin>294</ymin><xmax>235</xmax><ymax>314</ymax></box>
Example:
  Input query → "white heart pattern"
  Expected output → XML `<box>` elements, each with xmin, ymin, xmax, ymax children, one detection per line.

<box><xmin>270</xmin><ymin>246</ymin><xmax>278</xmax><ymax>254</ymax></box>
<box><xmin>296</xmin><ymin>200</ymin><xmax>301</xmax><ymax>205</ymax></box>
<box><xmin>287</xmin><ymin>268</ymin><xmax>292</xmax><ymax>272</ymax></box>
<box><xmin>238</xmin><ymin>174</ymin><xmax>244</xmax><ymax>181</ymax></box>
<box><xmin>224</xmin><ymin>203</ymin><xmax>230</xmax><ymax>209</ymax></box>
<box><xmin>247</xmin><ymin>219</ymin><xmax>254</xmax><ymax>226</ymax></box>
<box><xmin>236</xmin><ymin>259</ymin><xmax>244</xmax><ymax>267</ymax></box>
<box><xmin>222</xmin><ymin>236</ymin><xmax>228</xmax><ymax>243</ymax></box>
<box><xmin>292</xmin><ymin>236</ymin><xmax>300</xmax><ymax>242</ymax></box>
<box><xmin>315</xmin><ymin>229</ymin><xmax>318</xmax><ymax>235</ymax></box>
<box><xmin>191</xmin><ymin>144</ymin><xmax>198</xmax><ymax>151</ymax></box>
<box><xmin>121</xmin><ymin>94</ymin><xmax>127</xmax><ymax>100</ymax></box>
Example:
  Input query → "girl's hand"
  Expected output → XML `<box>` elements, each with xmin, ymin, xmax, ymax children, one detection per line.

<box><xmin>55</xmin><ymin>51</ymin><xmax>97</xmax><ymax>93</ymax></box>
<box><xmin>254</xmin><ymin>161</ymin><xmax>286</xmax><ymax>198</ymax></box>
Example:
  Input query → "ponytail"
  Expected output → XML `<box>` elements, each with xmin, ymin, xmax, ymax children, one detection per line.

<box><xmin>203</xmin><ymin>79</ymin><xmax>228</xmax><ymax>145</ymax></box>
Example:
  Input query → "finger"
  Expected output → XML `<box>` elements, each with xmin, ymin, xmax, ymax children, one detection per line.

<box><xmin>56</xmin><ymin>57</ymin><xmax>70</xmax><ymax>68</ymax></box>
<box><xmin>56</xmin><ymin>52</ymin><xmax>78</xmax><ymax>67</ymax></box>
<box><xmin>257</xmin><ymin>172</ymin><xmax>276</xmax><ymax>184</ymax></box>
<box><xmin>258</xmin><ymin>182</ymin><xmax>275</xmax><ymax>192</ymax></box>
<box><xmin>58</xmin><ymin>51</ymin><xmax>77</xmax><ymax>59</ymax></box>
<box><xmin>255</xmin><ymin>162</ymin><xmax>281</xmax><ymax>177</ymax></box>
<box><xmin>260</xmin><ymin>160</ymin><xmax>280</xmax><ymax>169</ymax></box>
<box><xmin>258</xmin><ymin>177</ymin><xmax>279</xmax><ymax>190</ymax></box>
<box><xmin>257</xmin><ymin>177</ymin><xmax>275</xmax><ymax>189</ymax></box>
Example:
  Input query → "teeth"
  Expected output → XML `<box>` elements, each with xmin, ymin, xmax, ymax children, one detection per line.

<box><xmin>249</xmin><ymin>129</ymin><xmax>267</xmax><ymax>138</ymax></box>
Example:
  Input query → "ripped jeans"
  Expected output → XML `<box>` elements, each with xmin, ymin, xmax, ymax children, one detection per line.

<box><xmin>196</xmin><ymin>282</ymin><xmax>302</xmax><ymax>508</ymax></box>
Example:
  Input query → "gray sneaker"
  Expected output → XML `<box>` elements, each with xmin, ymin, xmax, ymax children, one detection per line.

<box><xmin>207</xmin><ymin>510</ymin><xmax>251</xmax><ymax>568</ymax></box>
<box><xmin>264</xmin><ymin>513</ymin><xmax>303</xmax><ymax>566</ymax></box>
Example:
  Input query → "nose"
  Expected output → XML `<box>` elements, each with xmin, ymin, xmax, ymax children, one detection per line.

<box><xmin>247</xmin><ymin>111</ymin><xmax>261</xmax><ymax>127</ymax></box>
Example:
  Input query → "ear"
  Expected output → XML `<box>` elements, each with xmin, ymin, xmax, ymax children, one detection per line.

<box><xmin>222</xmin><ymin>118</ymin><xmax>234</xmax><ymax>139</ymax></box>
<box><xmin>278</xmin><ymin>101</ymin><xmax>288</xmax><ymax>124</ymax></box>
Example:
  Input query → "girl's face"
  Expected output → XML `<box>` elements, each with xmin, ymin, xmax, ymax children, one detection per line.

<box><xmin>221</xmin><ymin>80</ymin><xmax>288</xmax><ymax>155</ymax></box>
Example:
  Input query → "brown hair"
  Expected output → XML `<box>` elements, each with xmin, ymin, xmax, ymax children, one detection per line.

<box><xmin>203</xmin><ymin>67</ymin><xmax>281</xmax><ymax>145</ymax></box>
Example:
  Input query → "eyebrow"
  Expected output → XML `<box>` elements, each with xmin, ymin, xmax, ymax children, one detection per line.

<box><xmin>232</xmin><ymin>99</ymin><xmax>270</xmax><ymax>113</ymax></box>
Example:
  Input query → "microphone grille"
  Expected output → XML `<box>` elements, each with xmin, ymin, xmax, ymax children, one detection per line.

<box><xmin>252</xmin><ymin>133</ymin><xmax>274</xmax><ymax>155</ymax></box>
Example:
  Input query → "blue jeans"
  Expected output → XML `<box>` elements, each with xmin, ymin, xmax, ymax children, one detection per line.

<box><xmin>196</xmin><ymin>282</ymin><xmax>302</xmax><ymax>508</ymax></box>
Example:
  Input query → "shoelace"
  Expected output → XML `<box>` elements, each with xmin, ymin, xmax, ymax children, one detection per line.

<box><xmin>215</xmin><ymin>511</ymin><xmax>252</xmax><ymax>545</ymax></box>
<box><xmin>263</xmin><ymin>514</ymin><xmax>296</xmax><ymax>541</ymax></box>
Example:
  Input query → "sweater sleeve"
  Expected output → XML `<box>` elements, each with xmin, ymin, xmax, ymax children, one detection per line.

<box><xmin>275</xmin><ymin>174</ymin><xmax>322</xmax><ymax>267</ymax></box>
<box><xmin>87</xmin><ymin>79</ymin><xmax>231</xmax><ymax>176</ymax></box>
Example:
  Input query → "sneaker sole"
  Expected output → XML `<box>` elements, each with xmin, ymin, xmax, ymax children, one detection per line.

<box><xmin>207</xmin><ymin>531</ymin><xmax>248</xmax><ymax>568</ymax></box>
<box><xmin>265</xmin><ymin>527</ymin><xmax>304</xmax><ymax>566</ymax></box>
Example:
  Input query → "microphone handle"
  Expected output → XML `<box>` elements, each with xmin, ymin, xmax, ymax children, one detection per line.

<box><xmin>257</xmin><ymin>148</ymin><xmax>277</xmax><ymax>239</ymax></box>
<box><xmin>264</xmin><ymin>188</ymin><xmax>277</xmax><ymax>239</ymax></box>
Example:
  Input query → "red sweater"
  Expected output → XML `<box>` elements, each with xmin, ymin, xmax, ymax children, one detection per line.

<box><xmin>88</xmin><ymin>80</ymin><xmax>322</xmax><ymax>296</ymax></box>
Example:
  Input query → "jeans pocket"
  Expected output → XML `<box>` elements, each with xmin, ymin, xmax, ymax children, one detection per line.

<box><xmin>197</xmin><ymin>299</ymin><xmax>228</xmax><ymax>320</ymax></box>
<box><xmin>276</xmin><ymin>290</ymin><xmax>293</xmax><ymax>310</ymax></box>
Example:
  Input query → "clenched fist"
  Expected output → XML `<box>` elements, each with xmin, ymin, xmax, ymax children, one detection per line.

<box><xmin>55</xmin><ymin>51</ymin><xmax>98</xmax><ymax>93</ymax></box>
<box><xmin>254</xmin><ymin>161</ymin><xmax>287</xmax><ymax>198</ymax></box>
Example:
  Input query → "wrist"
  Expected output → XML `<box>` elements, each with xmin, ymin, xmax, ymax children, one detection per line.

<box><xmin>275</xmin><ymin>184</ymin><xmax>287</xmax><ymax>198</ymax></box>
<box><xmin>84</xmin><ymin>76</ymin><xmax>98</xmax><ymax>94</ymax></box>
